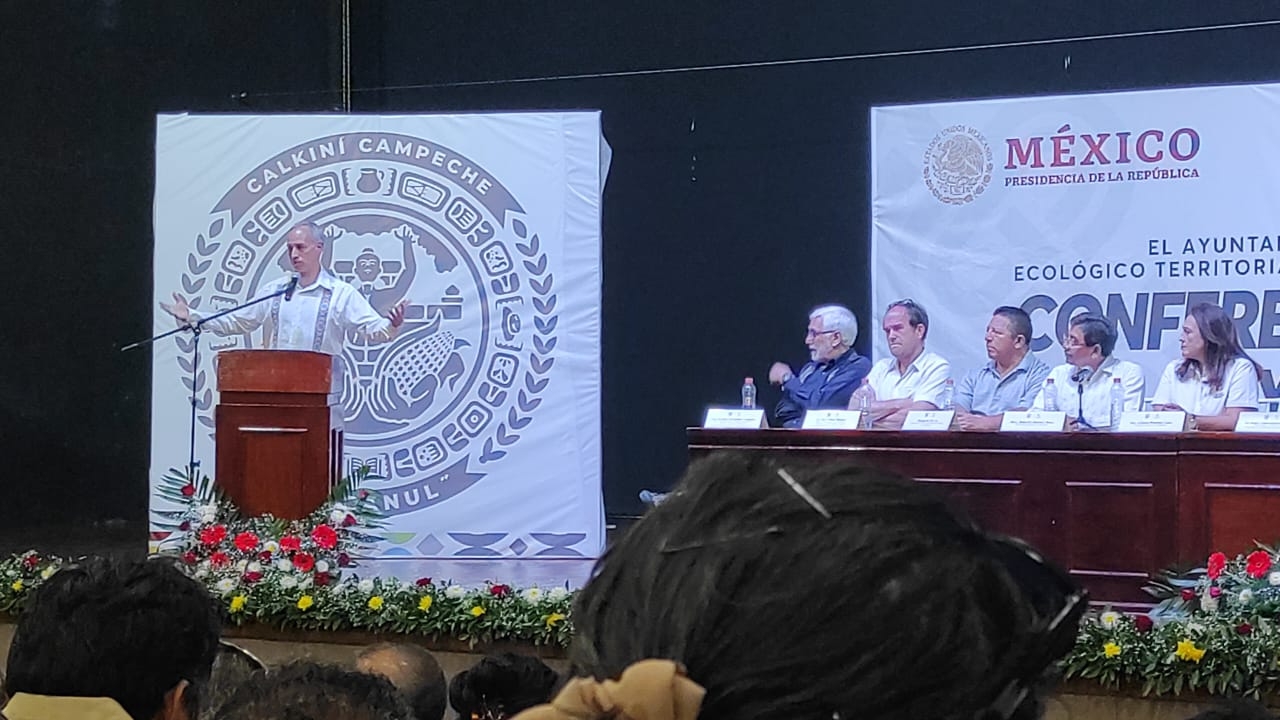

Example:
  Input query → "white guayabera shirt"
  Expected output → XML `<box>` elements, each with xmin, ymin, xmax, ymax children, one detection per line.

<box><xmin>1032</xmin><ymin>356</ymin><xmax>1145</xmax><ymax>429</ymax></box>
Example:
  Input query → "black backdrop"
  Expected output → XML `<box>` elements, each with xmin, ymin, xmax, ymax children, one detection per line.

<box><xmin>2</xmin><ymin>1</ymin><xmax>1277</xmax><ymax>531</ymax></box>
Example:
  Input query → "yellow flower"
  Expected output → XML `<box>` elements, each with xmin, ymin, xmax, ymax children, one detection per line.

<box><xmin>418</xmin><ymin>596</ymin><xmax>433</xmax><ymax>612</ymax></box>
<box><xmin>229</xmin><ymin>595</ymin><xmax>247</xmax><ymax>613</ymax></box>
<box><xmin>1175</xmin><ymin>638</ymin><xmax>1205</xmax><ymax>663</ymax></box>
<box><xmin>297</xmin><ymin>595</ymin><xmax>315</xmax><ymax>611</ymax></box>
<box><xmin>469</xmin><ymin>605</ymin><xmax>486</xmax><ymax>617</ymax></box>
<box><xmin>1102</xmin><ymin>642</ymin><xmax>1121</xmax><ymax>658</ymax></box>
<box><xmin>545</xmin><ymin>612</ymin><xmax>566</xmax><ymax>628</ymax></box>
<box><xmin>10</xmin><ymin>580</ymin><xmax>23</xmax><ymax>593</ymax></box>
<box><xmin>368</xmin><ymin>595</ymin><xmax>384</xmax><ymax>611</ymax></box>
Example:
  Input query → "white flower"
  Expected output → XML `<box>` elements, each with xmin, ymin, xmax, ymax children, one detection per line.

<box><xmin>358</xmin><ymin>578</ymin><xmax>376</xmax><ymax>594</ymax></box>
<box><xmin>40</xmin><ymin>566</ymin><xmax>57</xmax><ymax>580</ymax></box>
<box><xmin>1201</xmin><ymin>594</ymin><xmax>1219</xmax><ymax>613</ymax></box>
<box><xmin>445</xmin><ymin>584</ymin><xmax>467</xmax><ymax>599</ymax></box>
<box><xmin>314</xmin><ymin>560</ymin><xmax>331</xmax><ymax>574</ymax></box>
<box><xmin>1239</xmin><ymin>589</ymin><xmax>1254</xmax><ymax>605</ymax></box>
<box><xmin>329</xmin><ymin>507</ymin><xmax>351</xmax><ymax>525</ymax></box>
<box><xmin>279</xmin><ymin>575</ymin><xmax>298</xmax><ymax>589</ymax></box>
<box><xmin>215</xmin><ymin>578</ymin><xmax>237</xmax><ymax>595</ymax></box>
<box><xmin>194</xmin><ymin>567</ymin><xmax>209</xmax><ymax>580</ymax></box>
<box><xmin>235</xmin><ymin>560</ymin><xmax>248</xmax><ymax>572</ymax></box>
<box><xmin>547</xmin><ymin>587</ymin><xmax>569</xmax><ymax>602</ymax></box>
<box><xmin>264</xmin><ymin>541</ymin><xmax>280</xmax><ymax>554</ymax></box>
<box><xmin>297</xmin><ymin>575</ymin><xmax>313</xmax><ymax>589</ymax></box>
<box><xmin>1099</xmin><ymin>611</ymin><xmax>1122</xmax><ymax>629</ymax></box>
<box><xmin>522</xmin><ymin>587</ymin><xmax>543</xmax><ymax>603</ymax></box>
<box><xmin>247</xmin><ymin>562</ymin><xmax>263</xmax><ymax>574</ymax></box>
<box><xmin>1270</xmin><ymin>571</ymin><xmax>1280</xmax><ymax>586</ymax></box>
<box><xmin>276</xmin><ymin>559</ymin><xmax>294</xmax><ymax>573</ymax></box>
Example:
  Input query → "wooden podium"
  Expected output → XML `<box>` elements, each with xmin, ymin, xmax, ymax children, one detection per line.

<box><xmin>214</xmin><ymin>350</ymin><xmax>343</xmax><ymax>520</ymax></box>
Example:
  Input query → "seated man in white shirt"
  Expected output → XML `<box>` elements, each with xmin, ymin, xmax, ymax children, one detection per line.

<box><xmin>1152</xmin><ymin>302</ymin><xmax>1262</xmax><ymax>430</ymax></box>
<box><xmin>849</xmin><ymin>299</ymin><xmax>950</xmax><ymax>429</ymax></box>
<box><xmin>1031</xmin><ymin>313</ymin><xmax>1144</xmax><ymax>430</ymax></box>
<box><xmin>160</xmin><ymin>221</ymin><xmax>407</xmax><ymax>353</ymax></box>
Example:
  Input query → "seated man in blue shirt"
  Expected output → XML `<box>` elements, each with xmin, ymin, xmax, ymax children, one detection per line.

<box><xmin>954</xmin><ymin>306</ymin><xmax>1051</xmax><ymax>431</ymax></box>
<box><xmin>769</xmin><ymin>304</ymin><xmax>872</xmax><ymax>428</ymax></box>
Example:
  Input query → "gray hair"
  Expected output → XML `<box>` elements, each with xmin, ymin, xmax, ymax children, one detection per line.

<box><xmin>291</xmin><ymin>221</ymin><xmax>326</xmax><ymax>246</ymax></box>
<box><xmin>809</xmin><ymin>305</ymin><xmax>858</xmax><ymax>348</ymax></box>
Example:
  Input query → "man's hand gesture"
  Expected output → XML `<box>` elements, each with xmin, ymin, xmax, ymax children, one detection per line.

<box><xmin>159</xmin><ymin>293</ymin><xmax>192</xmax><ymax>326</ymax></box>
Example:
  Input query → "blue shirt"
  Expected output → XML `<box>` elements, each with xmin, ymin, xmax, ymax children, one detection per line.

<box><xmin>956</xmin><ymin>352</ymin><xmax>1051</xmax><ymax>415</ymax></box>
<box><xmin>774</xmin><ymin>349</ymin><xmax>872</xmax><ymax>428</ymax></box>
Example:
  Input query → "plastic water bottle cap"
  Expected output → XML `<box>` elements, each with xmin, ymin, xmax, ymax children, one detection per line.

<box><xmin>744</xmin><ymin>377</ymin><xmax>753</xmax><ymax>384</ymax></box>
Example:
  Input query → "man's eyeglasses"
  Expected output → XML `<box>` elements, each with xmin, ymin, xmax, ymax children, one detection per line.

<box><xmin>806</xmin><ymin>329</ymin><xmax>839</xmax><ymax>339</ymax></box>
<box><xmin>1061</xmin><ymin>336</ymin><xmax>1095</xmax><ymax>349</ymax></box>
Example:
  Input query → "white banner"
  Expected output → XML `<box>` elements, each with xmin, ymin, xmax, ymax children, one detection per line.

<box><xmin>872</xmin><ymin>83</ymin><xmax>1280</xmax><ymax>403</ymax></box>
<box><xmin>151</xmin><ymin>113</ymin><xmax>609</xmax><ymax>558</ymax></box>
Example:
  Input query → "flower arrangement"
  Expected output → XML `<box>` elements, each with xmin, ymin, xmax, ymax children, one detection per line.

<box><xmin>0</xmin><ymin>467</ymin><xmax>575</xmax><ymax>647</ymax></box>
<box><xmin>1065</xmin><ymin>544</ymin><xmax>1280</xmax><ymax>697</ymax></box>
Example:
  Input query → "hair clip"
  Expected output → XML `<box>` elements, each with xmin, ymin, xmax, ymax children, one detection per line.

<box><xmin>776</xmin><ymin>468</ymin><xmax>831</xmax><ymax>519</ymax></box>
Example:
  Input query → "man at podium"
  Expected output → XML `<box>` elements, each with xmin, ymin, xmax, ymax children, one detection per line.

<box><xmin>159</xmin><ymin>221</ymin><xmax>407</xmax><ymax>352</ymax></box>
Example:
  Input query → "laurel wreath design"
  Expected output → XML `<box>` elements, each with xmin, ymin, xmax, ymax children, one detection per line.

<box><xmin>179</xmin><ymin>217</ymin><xmax>228</xmax><ymax>433</ymax></box>
<box><xmin>478</xmin><ymin>214</ymin><xmax>558</xmax><ymax>465</ymax></box>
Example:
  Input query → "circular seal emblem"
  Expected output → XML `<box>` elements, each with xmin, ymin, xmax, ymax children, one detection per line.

<box><xmin>922</xmin><ymin>126</ymin><xmax>993</xmax><ymax>205</ymax></box>
<box><xmin>179</xmin><ymin>132</ymin><xmax>557</xmax><ymax>516</ymax></box>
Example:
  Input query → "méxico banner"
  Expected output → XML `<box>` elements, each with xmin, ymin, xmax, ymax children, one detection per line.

<box><xmin>872</xmin><ymin>83</ymin><xmax>1280</xmax><ymax>402</ymax></box>
<box><xmin>151</xmin><ymin>112</ymin><xmax>609</xmax><ymax>558</ymax></box>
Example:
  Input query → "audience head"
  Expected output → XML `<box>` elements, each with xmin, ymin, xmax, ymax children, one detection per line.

<box><xmin>806</xmin><ymin>305</ymin><xmax>857</xmax><ymax>362</ymax></box>
<box><xmin>1179</xmin><ymin>302</ymin><xmax>1262</xmax><ymax>389</ymax></box>
<box><xmin>987</xmin><ymin>306</ymin><xmax>1033</xmax><ymax>366</ymax></box>
<box><xmin>883</xmin><ymin>299</ymin><xmax>929</xmax><ymax>361</ymax></box>
<box><xmin>1064</xmin><ymin>313</ymin><xmax>1117</xmax><ymax>368</ymax></box>
<box><xmin>449</xmin><ymin>653</ymin><xmax>559</xmax><ymax>720</ymax></box>
<box><xmin>3</xmin><ymin>555</ymin><xmax>220</xmax><ymax>720</ymax></box>
<box><xmin>1186</xmin><ymin>698</ymin><xmax>1276</xmax><ymax>720</ymax></box>
<box><xmin>569</xmin><ymin>451</ymin><xmax>1085</xmax><ymax>720</ymax></box>
<box><xmin>356</xmin><ymin>643</ymin><xmax>447</xmax><ymax>720</ymax></box>
<box><xmin>215</xmin><ymin>662</ymin><xmax>411</xmax><ymax>720</ymax></box>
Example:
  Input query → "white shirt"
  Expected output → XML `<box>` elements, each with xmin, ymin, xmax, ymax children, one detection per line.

<box><xmin>193</xmin><ymin>271</ymin><xmax>395</xmax><ymax>355</ymax></box>
<box><xmin>865</xmin><ymin>350</ymin><xmax>951</xmax><ymax>407</ymax></box>
<box><xmin>1032</xmin><ymin>356</ymin><xmax>1145</xmax><ymax>429</ymax></box>
<box><xmin>1151</xmin><ymin>357</ymin><xmax>1260</xmax><ymax>415</ymax></box>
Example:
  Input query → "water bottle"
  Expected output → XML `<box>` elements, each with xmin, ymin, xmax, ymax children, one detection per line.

<box><xmin>1043</xmin><ymin>378</ymin><xmax>1058</xmax><ymax>412</ymax></box>
<box><xmin>1109</xmin><ymin>377</ymin><xmax>1124</xmax><ymax>428</ymax></box>
<box><xmin>741</xmin><ymin>377</ymin><xmax>756</xmax><ymax>409</ymax></box>
<box><xmin>940</xmin><ymin>378</ymin><xmax>955</xmax><ymax>411</ymax></box>
<box><xmin>858</xmin><ymin>378</ymin><xmax>872</xmax><ymax>429</ymax></box>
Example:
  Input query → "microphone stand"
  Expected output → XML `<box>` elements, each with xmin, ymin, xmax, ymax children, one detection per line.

<box><xmin>122</xmin><ymin>283</ymin><xmax>295</xmax><ymax>478</ymax></box>
<box><xmin>1074</xmin><ymin>375</ymin><xmax>1099</xmax><ymax>431</ymax></box>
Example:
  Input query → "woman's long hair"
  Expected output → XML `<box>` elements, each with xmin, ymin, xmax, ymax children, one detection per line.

<box><xmin>1177</xmin><ymin>303</ymin><xmax>1262</xmax><ymax>391</ymax></box>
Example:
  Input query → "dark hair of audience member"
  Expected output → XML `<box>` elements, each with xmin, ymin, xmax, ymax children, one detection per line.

<box><xmin>569</xmin><ymin>451</ymin><xmax>1083</xmax><ymax>720</ymax></box>
<box><xmin>215</xmin><ymin>662</ymin><xmax>411</xmax><ymax>720</ymax></box>
<box><xmin>356</xmin><ymin>643</ymin><xmax>448</xmax><ymax>720</ymax></box>
<box><xmin>448</xmin><ymin>653</ymin><xmax>559</xmax><ymax>720</ymax></box>
<box><xmin>3</xmin><ymin>555</ymin><xmax>221</xmax><ymax>720</ymax></box>
<box><xmin>1186</xmin><ymin>699</ymin><xmax>1277</xmax><ymax>720</ymax></box>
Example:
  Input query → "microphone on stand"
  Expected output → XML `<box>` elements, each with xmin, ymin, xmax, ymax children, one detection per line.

<box><xmin>284</xmin><ymin>275</ymin><xmax>299</xmax><ymax>301</ymax></box>
<box><xmin>1071</xmin><ymin>366</ymin><xmax>1094</xmax><ymax>429</ymax></box>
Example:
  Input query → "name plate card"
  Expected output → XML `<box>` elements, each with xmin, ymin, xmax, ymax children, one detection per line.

<box><xmin>1235</xmin><ymin>412</ymin><xmax>1280</xmax><ymax>433</ymax></box>
<box><xmin>801</xmin><ymin>409</ymin><xmax>863</xmax><ymax>430</ymax></box>
<box><xmin>1000</xmin><ymin>411</ymin><xmax>1067</xmax><ymax>432</ymax></box>
<box><xmin>703</xmin><ymin>407</ymin><xmax>767</xmax><ymax>429</ymax></box>
<box><xmin>1117</xmin><ymin>411</ymin><xmax>1187</xmax><ymax>433</ymax></box>
<box><xmin>902</xmin><ymin>410</ymin><xmax>955</xmax><ymax>431</ymax></box>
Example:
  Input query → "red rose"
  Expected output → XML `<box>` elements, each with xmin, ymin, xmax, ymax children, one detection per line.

<box><xmin>1134</xmin><ymin>615</ymin><xmax>1154</xmax><ymax>633</ymax></box>
<box><xmin>21</xmin><ymin>555</ymin><xmax>39</xmax><ymax>570</ymax></box>
<box><xmin>342</xmin><ymin>514</ymin><xmax>356</xmax><ymax>527</ymax></box>
<box><xmin>358</xmin><ymin>489</ymin><xmax>370</xmax><ymax>500</ymax></box>
<box><xmin>279</xmin><ymin>535</ymin><xmax>302</xmax><ymax>552</ymax></box>
<box><xmin>180</xmin><ymin>484</ymin><xmax>196</xmax><ymax>497</ymax></box>
<box><xmin>233</xmin><ymin>532</ymin><xmax>260</xmax><ymax>553</ymax></box>
<box><xmin>1237</xmin><ymin>622</ymin><xmax>1254</xmax><ymax>635</ymax></box>
<box><xmin>199</xmin><ymin>525</ymin><xmax>228</xmax><ymax>547</ymax></box>
<box><xmin>181</xmin><ymin>551</ymin><xmax>198</xmax><ymax>565</ymax></box>
<box><xmin>292</xmin><ymin>552</ymin><xmax>315</xmax><ymax>573</ymax></box>
<box><xmin>415</xmin><ymin>577</ymin><xmax>433</xmax><ymax>587</ymax></box>
<box><xmin>258</xmin><ymin>550</ymin><xmax>273</xmax><ymax>563</ymax></box>
<box><xmin>314</xmin><ymin>572</ymin><xmax>331</xmax><ymax>586</ymax></box>
<box><xmin>1246</xmin><ymin>550</ymin><xmax>1272</xmax><ymax>579</ymax></box>
<box><xmin>1210</xmin><ymin>586</ymin><xmax>1223</xmax><ymax>598</ymax></box>
<box><xmin>311</xmin><ymin>525</ymin><xmax>339</xmax><ymax>550</ymax></box>
<box><xmin>490</xmin><ymin>584</ymin><xmax>511</xmax><ymax>598</ymax></box>
<box><xmin>337</xmin><ymin>553</ymin><xmax>352</xmax><ymax>567</ymax></box>
<box><xmin>243</xmin><ymin>571</ymin><xmax>263</xmax><ymax>583</ymax></box>
<box><xmin>209</xmin><ymin>551</ymin><xmax>230</xmax><ymax>568</ymax></box>
<box><xmin>179</xmin><ymin>520</ymin><xmax>191</xmax><ymax>532</ymax></box>
<box><xmin>1181</xmin><ymin>588</ymin><xmax>1197</xmax><ymax>601</ymax></box>
<box><xmin>1207</xmin><ymin>552</ymin><xmax>1228</xmax><ymax>580</ymax></box>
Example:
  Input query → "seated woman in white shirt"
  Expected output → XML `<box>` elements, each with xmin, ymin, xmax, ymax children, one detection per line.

<box><xmin>1152</xmin><ymin>302</ymin><xmax>1262</xmax><ymax>431</ymax></box>
<box><xmin>1031</xmin><ymin>313</ymin><xmax>1145</xmax><ymax>430</ymax></box>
